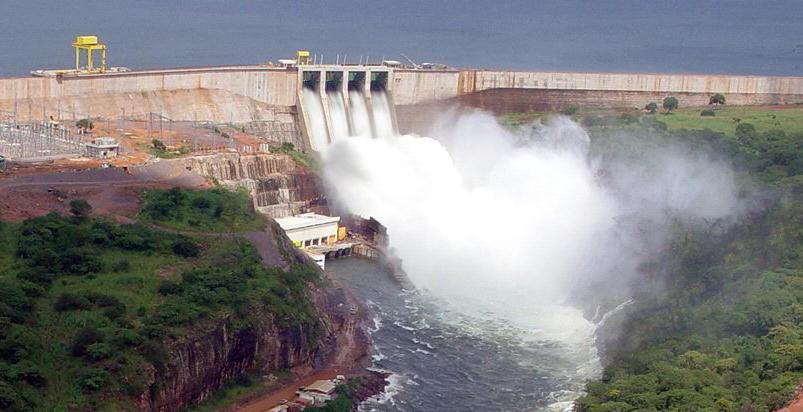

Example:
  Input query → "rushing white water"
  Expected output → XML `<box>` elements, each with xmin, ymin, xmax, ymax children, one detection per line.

<box><xmin>349</xmin><ymin>90</ymin><xmax>373</xmax><ymax>137</ymax></box>
<box><xmin>300</xmin><ymin>88</ymin><xmax>329</xmax><ymax>150</ymax></box>
<box><xmin>327</xmin><ymin>90</ymin><xmax>351</xmax><ymax>140</ymax></box>
<box><xmin>314</xmin><ymin>94</ymin><xmax>740</xmax><ymax>409</ymax></box>
<box><xmin>370</xmin><ymin>90</ymin><xmax>395</xmax><ymax>137</ymax></box>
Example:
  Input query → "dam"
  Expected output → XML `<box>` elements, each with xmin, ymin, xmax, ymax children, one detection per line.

<box><xmin>1</xmin><ymin>60</ymin><xmax>803</xmax><ymax>152</ymax></box>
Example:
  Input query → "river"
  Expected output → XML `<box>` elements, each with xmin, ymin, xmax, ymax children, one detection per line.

<box><xmin>326</xmin><ymin>257</ymin><xmax>597</xmax><ymax>412</ymax></box>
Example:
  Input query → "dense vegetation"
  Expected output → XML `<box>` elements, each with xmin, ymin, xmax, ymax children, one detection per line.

<box><xmin>140</xmin><ymin>187</ymin><xmax>264</xmax><ymax>233</ymax></box>
<box><xmin>0</xmin><ymin>189</ymin><xmax>319</xmax><ymax>411</ymax></box>
<box><xmin>569</xmin><ymin>108</ymin><xmax>803</xmax><ymax>411</ymax></box>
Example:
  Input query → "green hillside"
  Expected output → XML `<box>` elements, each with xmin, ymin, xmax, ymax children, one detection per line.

<box><xmin>0</xmin><ymin>189</ymin><xmax>319</xmax><ymax>411</ymax></box>
<box><xmin>573</xmin><ymin>109</ymin><xmax>803</xmax><ymax>411</ymax></box>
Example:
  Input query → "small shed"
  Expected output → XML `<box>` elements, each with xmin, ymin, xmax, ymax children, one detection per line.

<box><xmin>85</xmin><ymin>136</ymin><xmax>120</xmax><ymax>159</ymax></box>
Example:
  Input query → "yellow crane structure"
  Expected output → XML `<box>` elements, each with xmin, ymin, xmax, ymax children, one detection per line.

<box><xmin>296</xmin><ymin>50</ymin><xmax>311</xmax><ymax>65</ymax></box>
<box><xmin>73</xmin><ymin>36</ymin><xmax>107</xmax><ymax>73</ymax></box>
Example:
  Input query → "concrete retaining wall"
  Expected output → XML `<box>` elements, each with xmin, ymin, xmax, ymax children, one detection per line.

<box><xmin>0</xmin><ymin>67</ymin><xmax>298</xmax><ymax>106</ymax></box>
<box><xmin>1</xmin><ymin>66</ymin><xmax>803</xmax><ymax>126</ymax></box>
<box><xmin>458</xmin><ymin>71</ymin><xmax>803</xmax><ymax>96</ymax></box>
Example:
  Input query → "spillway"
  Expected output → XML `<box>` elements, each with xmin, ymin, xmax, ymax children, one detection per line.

<box><xmin>297</xmin><ymin>67</ymin><xmax>397</xmax><ymax>151</ymax></box>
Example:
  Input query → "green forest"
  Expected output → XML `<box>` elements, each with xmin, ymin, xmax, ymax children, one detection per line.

<box><xmin>573</xmin><ymin>108</ymin><xmax>803</xmax><ymax>411</ymax></box>
<box><xmin>0</xmin><ymin>189</ymin><xmax>320</xmax><ymax>411</ymax></box>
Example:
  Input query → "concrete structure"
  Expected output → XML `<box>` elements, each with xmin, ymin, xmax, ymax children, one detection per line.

<box><xmin>296</xmin><ymin>379</ymin><xmax>336</xmax><ymax>405</ymax></box>
<box><xmin>2</xmin><ymin>65</ymin><xmax>800</xmax><ymax>123</ymax></box>
<box><xmin>85</xmin><ymin>136</ymin><xmax>119</xmax><ymax>158</ymax></box>
<box><xmin>275</xmin><ymin>212</ymin><xmax>340</xmax><ymax>248</ymax></box>
<box><xmin>295</xmin><ymin>64</ymin><xmax>397</xmax><ymax>150</ymax></box>
<box><xmin>1</xmin><ymin>63</ymin><xmax>803</xmax><ymax>149</ymax></box>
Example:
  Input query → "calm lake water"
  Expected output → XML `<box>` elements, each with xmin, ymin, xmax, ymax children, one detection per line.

<box><xmin>0</xmin><ymin>0</ymin><xmax>801</xmax><ymax>76</ymax></box>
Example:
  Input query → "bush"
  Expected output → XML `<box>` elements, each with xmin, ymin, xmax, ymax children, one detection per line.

<box><xmin>69</xmin><ymin>199</ymin><xmax>92</xmax><ymax>218</ymax></box>
<box><xmin>663</xmin><ymin>96</ymin><xmax>679</xmax><ymax>112</ymax></box>
<box><xmin>112</xmin><ymin>259</ymin><xmax>130</xmax><ymax>272</ymax></box>
<box><xmin>54</xmin><ymin>293</ymin><xmax>91</xmax><ymax>311</ymax></box>
<box><xmin>701</xmin><ymin>109</ymin><xmax>716</xmax><ymax>117</ymax></box>
<box><xmin>157</xmin><ymin>280</ymin><xmax>182</xmax><ymax>295</ymax></box>
<box><xmin>172</xmin><ymin>239</ymin><xmax>199</xmax><ymax>257</ymax></box>
<box><xmin>75</xmin><ymin>118</ymin><xmax>94</xmax><ymax>130</ymax></box>
<box><xmin>191</xmin><ymin>197</ymin><xmax>211</xmax><ymax>209</ymax></box>
<box><xmin>561</xmin><ymin>106</ymin><xmax>579</xmax><ymax>116</ymax></box>
<box><xmin>151</xmin><ymin>139</ymin><xmax>167</xmax><ymax>151</ymax></box>
<box><xmin>71</xmin><ymin>327</ymin><xmax>104</xmax><ymax>357</ymax></box>
<box><xmin>78</xmin><ymin>368</ymin><xmax>108</xmax><ymax>393</ymax></box>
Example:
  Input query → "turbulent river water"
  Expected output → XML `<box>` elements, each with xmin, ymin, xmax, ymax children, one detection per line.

<box><xmin>327</xmin><ymin>258</ymin><xmax>596</xmax><ymax>412</ymax></box>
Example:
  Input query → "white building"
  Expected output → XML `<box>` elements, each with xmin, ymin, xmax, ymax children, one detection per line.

<box><xmin>275</xmin><ymin>213</ymin><xmax>340</xmax><ymax>249</ymax></box>
<box><xmin>297</xmin><ymin>379</ymin><xmax>337</xmax><ymax>405</ymax></box>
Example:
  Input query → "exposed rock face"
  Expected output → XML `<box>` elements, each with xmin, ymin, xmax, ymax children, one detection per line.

<box><xmin>145</xmin><ymin>307</ymin><xmax>333</xmax><ymax>412</ymax></box>
<box><xmin>181</xmin><ymin>153</ymin><xmax>324</xmax><ymax>218</ymax></box>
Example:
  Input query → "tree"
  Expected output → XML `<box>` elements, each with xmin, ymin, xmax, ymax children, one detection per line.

<box><xmin>75</xmin><ymin>118</ymin><xmax>94</xmax><ymax>131</ymax></box>
<box><xmin>735</xmin><ymin>122</ymin><xmax>758</xmax><ymax>143</ymax></box>
<box><xmin>645</xmin><ymin>102</ymin><xmax>658</xmax><ymax>114</ymax></box>
<box><xmin>663</xmin><ymin>97</ymin><xmax>679</xmax><ymax>113</ymax></box>
<box><xmin>69</xmin><ymin>199</ymin><xmax>92</xmax><ymax>218</ymax></box>
<box><xmin>152</xmin><ymin>139</ymin><xmax>167</xmax><ymax>151</ymax></box>
<box><xmin>709</xmin><ymin>93</ymin><xmax>726</xmax><ymax>106</ymax></box>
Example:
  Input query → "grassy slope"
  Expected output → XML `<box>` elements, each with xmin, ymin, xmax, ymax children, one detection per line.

<box><xmin>657</xmin><ymin>106</ymin><xmax>803</xmax><ymax>137</ymax></box>
<box><xmin>139</xmin><ymin>187</ymin><xmax>265</xmax><ymax>233</ymax></box>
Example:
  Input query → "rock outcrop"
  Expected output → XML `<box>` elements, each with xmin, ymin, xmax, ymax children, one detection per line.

<box><xmin>142</xmin><ymin>307</ymin><xmax>332</xmax><ymax>411</ymax></box>
<box><xmin>181</xmin><ymin>153</ymin><xmax>324</xmax><ymax>218</ymax></box>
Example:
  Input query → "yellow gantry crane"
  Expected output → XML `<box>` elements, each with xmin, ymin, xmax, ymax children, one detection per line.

<box><xmin>73</xmin><ymin>35</ymin><xmax>107</xmax><ymax>73</ymax></box>
<box><xmin>296</xmin><ymin>50</ymin><xmax>311</xmax><ymax>65</ymax></box>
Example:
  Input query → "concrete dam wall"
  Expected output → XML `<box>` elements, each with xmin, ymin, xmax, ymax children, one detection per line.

<box><xmin>0</xmin><ymin>65</ymin><xmax>801</xmax><ymax>127</ymax></box>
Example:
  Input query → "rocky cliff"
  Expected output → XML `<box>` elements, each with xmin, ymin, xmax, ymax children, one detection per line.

<box><xmin>182</xmin><ymin>153</ymin><xmax>324</xmax><ymax>218</ymax></box>
<box><xmin>142</xmin><ymin>305</ymin><xmax>332</xmax><ymax>411</ymax></box>
<box><xmin>137</xmin><ymin>224</ymin><xmax>337</xmax><ymax>411</ymax></box>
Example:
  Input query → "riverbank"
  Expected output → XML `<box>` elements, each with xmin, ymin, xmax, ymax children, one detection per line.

<box><xmin>230</xmin><ymin>270</ymin><xmax>386</xmax><ymax>411</ymax></box>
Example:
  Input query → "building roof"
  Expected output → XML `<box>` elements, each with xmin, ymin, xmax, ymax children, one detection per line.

<box><xmin>303</xmin><ymin>379</ymin><xmax>336</xmax><ymax>394</ymax></box>
<box><xmin>275</xmin><ymin>213</ymin><xmax>340</xmax><ymax>231</ymax></box>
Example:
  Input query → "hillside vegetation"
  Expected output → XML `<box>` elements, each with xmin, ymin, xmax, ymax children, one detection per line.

<box><xmin>139</xmin><ymin>187</ymin><xmax>264</xmax><ymax>233</ymax></box>
<box><xmin>569</xmin><ymin>109</ymin><xmax>803</xmax><ymax>411</ymax></box>
<box><xmin>0</xmin><ymin>189</ymin><xmax>319</xmax><ymax>411</ymax></box>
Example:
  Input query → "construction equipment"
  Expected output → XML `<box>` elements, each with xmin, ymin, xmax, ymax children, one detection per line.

<box><xmin>73</xmin><ymin>36</ymin><xmax>107</xmax><ymax>73</ymax></box>
<box><xmin>296</xmin><ymin>50</ymin><xmax>311</xmax><ymax>66</ymax></box>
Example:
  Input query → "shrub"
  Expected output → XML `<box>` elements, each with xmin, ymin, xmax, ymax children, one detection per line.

<box><xmin>54</xmin><ymin>293</ymin><xmax>91</xmax><ymax>311</ymax></box>
<box><xmin>700</xmin><ymin>109</ymin><xmax>716</xmax><ymax>117</ymax></box>
<box><xmin>561</xmin><ymin>106</ymin><xmax>579</xmax><ymax>116</ymax></box>
<box><xmin>69</xmin><ymin>199</ymin><xmax>92</xmax><ymax>218</ymax></box>
<box><xmin>157</xmin><ymin>280</ymin><xmax>182</xmax><ymax>295</ymax></box>
<box><xmin>645</xmin><ymin>102</ymin><xmax>658</xmax><ymax>114</ymax></box>
<box><xmin>71</xmin><ymin>327</ymin><xmax>104</xmax><ymax>357</ymax></box>
<box><xmin>112</xmin><ymin>259</ymin><xmax>130</xmax><ymax>272</ymax></box>
<box><xmin>663</xmin><ymin>96</ymin><xmax>679</xmax><ymax>112</ymax></box>
<box><xmin>75</xmin><ymin>118</ymin><xmax>94</xmax><ymax>130</ymax></box>
<box><xmin>709</xmin><ymin>93</ymin><xmax>726</xmax><ymax>105</ymax></box>
<box><xmin>85</xmin><ymin>342</ymin><xmax>112</xmax><ymax>361</ymax></box>
<box><xmin>151</xmin><ymin>139</ymin><xmax>167</xmax><ymax>151</ymax></box>
<box><xmin>78</xmin><ymin>368</ymin><xmax>108</xmax><ymax>393</ymax></box>
<box><xmin>191</xmin><ymin>197</ymin><xmax>211</xmax><ymax>209</ymax></box>
<box><xmin>172</xmin><ymin>239</ymin><xmax>199</xmax><ymax>258</ymax></box>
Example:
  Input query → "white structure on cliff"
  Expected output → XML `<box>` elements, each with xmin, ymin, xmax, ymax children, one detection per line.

<box><xmin>276</xmin><ymin>213</ymin><xmax>340</xmax><ymax>248</ymax></box>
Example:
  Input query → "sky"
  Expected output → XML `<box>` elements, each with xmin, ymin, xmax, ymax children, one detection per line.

<box><xmin>0</xmin><ymin>0</ymin><xmax>801</xmax><ymax>76</ymax></box>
